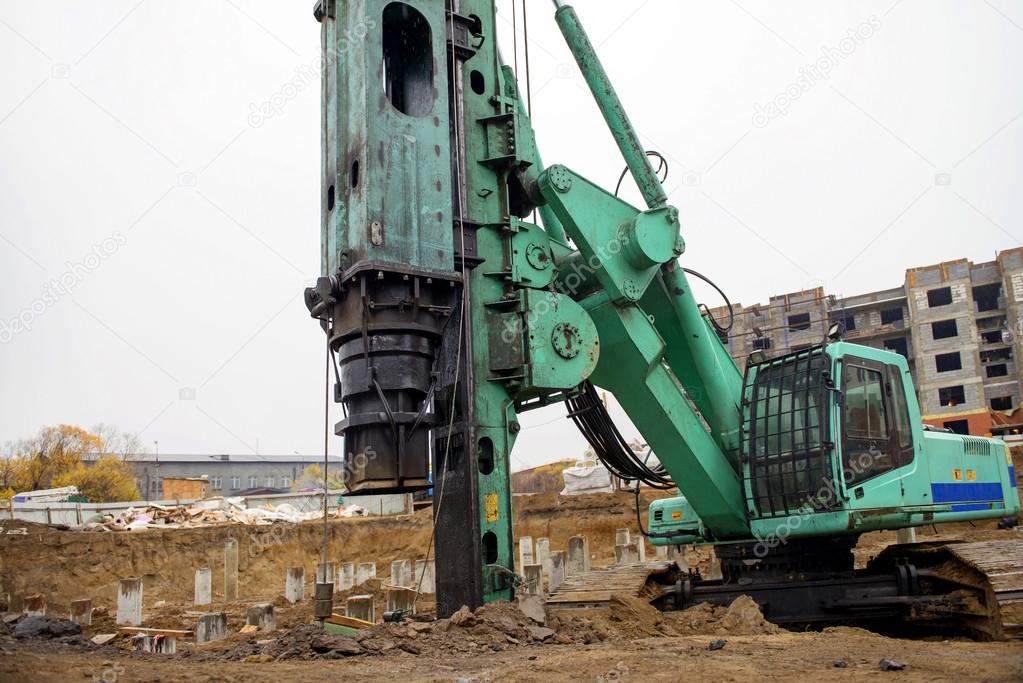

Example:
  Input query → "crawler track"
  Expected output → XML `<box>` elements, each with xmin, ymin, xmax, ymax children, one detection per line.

<box><xmin>545</xmin><ymin>540</ymin><xmax>1023</xmax><ymax>639</ymax></box>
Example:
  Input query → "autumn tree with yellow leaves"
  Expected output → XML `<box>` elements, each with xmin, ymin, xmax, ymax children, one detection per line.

<box><xmin>294</xmin><ymin>463</ymin><xmax>348</xmax><ymax>491</ymax></box>
<box><xmin>0</xmin><ymin>424</ymin><xmax>142</xmax><ymax>502</ymax></box>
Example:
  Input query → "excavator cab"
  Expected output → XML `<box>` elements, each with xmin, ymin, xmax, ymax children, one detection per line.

<box><xmin>646</xmin><ymin>341</ymin><xmax>1021</xmax><ymax>633</ymax></box>
<box><xmin>650</xmin><ymin>340</ymin><xmax>1021</xmax><ymax>545</ymax></box>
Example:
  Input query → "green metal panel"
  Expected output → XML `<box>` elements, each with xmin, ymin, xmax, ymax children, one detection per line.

<box><xmin>584</xmin><ymin>296</ymin><xmax>749</xmax><ymax>538</ymax></box>
<box><xmin>322</xmin><ymin>0</ymin><xmax>454</xmax><ymax>276</ymax></box>
<box><xmin>538</xmin><ymin>166</ymin><xmax>681</xmax><ymax>303</ymax></box>
<box><xmin>639</xmin><ymin>266</ymin><xmax>743</xmax><ymax>467</ymax></box>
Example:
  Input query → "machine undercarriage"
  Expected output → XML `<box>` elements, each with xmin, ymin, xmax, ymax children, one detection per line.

<box><xmin>548</xmin><ymin>538</ymin><xmax>1023</xmax><ymax>640</ymax></box>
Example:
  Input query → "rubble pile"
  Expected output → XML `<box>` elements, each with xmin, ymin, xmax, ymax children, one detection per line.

<box><xmin>213</xmin><ymin>594</ymin><xmax>776</xmax><ymax>662</ymax></box>
<box><xmin>663</xmin><ymin>595</ymin><xmax>780</xmax><ymax>636</ymax></box>
<box><xmin>215</xmin><ymin>598</ymin><xmax>554</xmax><ymax>661</ymax></box>
<box><xmin>81</xmin><ymin>499</ymin><xmax>369</xmax><ymax>532</ymax></box>
<box><xmin>5</xmin><ymin>615</ymin><xmax>90</xmax><ymax>648</ymax></box>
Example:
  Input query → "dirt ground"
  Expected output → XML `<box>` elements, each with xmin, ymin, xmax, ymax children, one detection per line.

<box><xmin>1</xmin><ymin>488</ymin><xmax>1022</xmax><ymax>682</ymax></box>
<box><xmin>2</xmin><ymin>620</ymin><xmax>1021</xmax><ymax>682</ymax></box>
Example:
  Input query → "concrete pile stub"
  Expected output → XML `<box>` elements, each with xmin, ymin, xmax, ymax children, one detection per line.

<box><xmin>614</xmin><ymin>542</ymin><xmax>641</xmax><ymax>566</ymax></box>
<box><xmin>656</xmin><ymin>544</ymin><xmax>689</xmax><ymax>570</ymax></box>
<box><xmin>346</xmin><ymin>595</ymin><xmax>375</xmax><ymax>623</ymax></box>
<box><xmin>338</xmin><ymin>563</ymin><xmax>355</xmax><ymax>591</ymax></box>
<box><xmin>224</xmin><ymin>538</ymin><xmax>239</xmax><ymax>601</ymax></box>
<box><xmin>567</xmin><ymin>535</ymin><xmax>590</xmax><ymax>575</ymax></box>
<box><xmin>518</xmin><ymin>537</ymin><xmax>535</xmax><ymax>569</ymax></box>
<box><xmin>355</xmin><ymin>562</ymin><xmax>377</xmax><ymax>585</ymax></box>
<box><xmin>134</xmin><ymin>635</ymin><xmax>177</xmax><ymax>654</ymax></box>
<box><xmin>194</xmin><ymin>567</ymin><xmax>212</xmax><ymax>606</ymax></box>
<box><xmin>897</xmin><ymin>528</ymin><xmax>917</xmax><ymax>544</ymax></box>
<box><xmin>246</xmin><ymin>603</ymin><xmax>275</xmax><ymax>632</ymax></box>
<box><xmin>22</xmin><ymin>593</ymin><xmax>45</xmax><ymax>617</ymax></box>
<box><xmin>414</xmin><ymin>559</ymin><xmax>436</xmax><ymax>594</ymax></box>
<box><xmin>69</xmin><ymin>599</ymin><xmax>92</xmax><ymax>626</ymax></box>
<box><xmin>548</xmin><ymin>551</ymin><xmax>567</xmax><ymax>592</ymax></box>
<box><xmin>116</xmin><ymin>578</ymin><xmax>143</xmax><ymax>626</ymax></box>
<box><xmin>390</xmin><ymin>559</ymin><xmax>413</xmax><ymax>588</ymax></box>
<box><xmin>522</xmin><ymin>564</ymin><xmax>544</xmax><ymax>598</ymax></box>
<box><xmin>196</xmin><ymin>612</ymin><xmax>228</xmax><ymax>644</ymax></box>
<box><xmin>386</xmin><ymin>587</ymin><xmax>417</xmax><ymax>615</ymax></box>
<box><xmin>536</xmin><ymin>538</ymin><xmax>551</xmax><ymax>568</ymax></box>
<box><xmin>285</xmin><ymin>566</ymin><xmax>305</xmax><ymax>603</ymax></box>
<box><xmin>316</xmin><ymin>561</ymin><xmax>337</xmax><ymax>585</ymax></box>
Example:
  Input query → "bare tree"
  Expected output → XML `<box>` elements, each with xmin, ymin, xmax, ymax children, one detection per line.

<box><xmin>91</xmin><ymin>423</ymin><xmax>149</xmax><ymax>461</ymax></box>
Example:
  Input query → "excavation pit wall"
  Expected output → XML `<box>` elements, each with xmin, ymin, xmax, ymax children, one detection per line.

<box><xmin>0</xmin><ymin>491</ymin><xmax>678</xmax><ymax>612</ymax></box>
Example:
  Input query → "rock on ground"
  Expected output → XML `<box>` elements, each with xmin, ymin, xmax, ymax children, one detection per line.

<box><xmin>13</xmin><ymin>616</ymin><xmax>82</xmax><ymax>640</ymax></box>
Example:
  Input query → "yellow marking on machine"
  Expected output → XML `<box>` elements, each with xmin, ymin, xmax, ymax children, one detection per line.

<box><xmin>953</xmin><ymin>469</ymin><xmax>963</xmax><ymax>481</ymax></box>
<box><xmin>484</xmin><ymin>492</ymin><xmax>499</xmax><ymax>522</ymax></box>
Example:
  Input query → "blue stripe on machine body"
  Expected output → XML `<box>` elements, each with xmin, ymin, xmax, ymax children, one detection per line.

<box><xmin>931</xmin><ymin>482</ymin><xmax>1003</xmax><ymax>504</ymax></box>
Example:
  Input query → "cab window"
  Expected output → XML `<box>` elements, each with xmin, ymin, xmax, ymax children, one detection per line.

<box><xmin>842</xmin><ymin>362</ymin><xmax>896</xmax><ymax>485</ymax></box>
<box><xmin>845</xmin><ymin>366</ymin><xmax>888</xmax><ymax>439</ymax></box>
<box><xmin>885</xmin><ymin>364</ymin><xmax>917</xmax><ymax>467</ymax></box>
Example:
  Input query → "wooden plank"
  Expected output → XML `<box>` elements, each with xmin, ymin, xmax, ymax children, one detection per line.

<box><xmin>546</xmin><ymin>561</ymin><xmax>672</xmax><ymax>606</ymax></box>
<box><xmin>325</xmin><ymin>613</ymin><xmax>373</xmax><ymax>630</ymax></box>
<box><xmin>118</xmin><ymin>627</ymin><xmax>193</xmax><ymax>637</ymax></box>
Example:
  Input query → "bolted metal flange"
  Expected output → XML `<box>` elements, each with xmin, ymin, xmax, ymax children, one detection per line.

<box><xmin>547</xmin><ymin>165</ymin><xmax>573</xmax><ymax>193</ymax></box>
<box><xmin>622</xmin><ymin>279</ymin><xmax>641</xmax><ymax>301</ymax></box>
<box><xmin>551</xmin><ymin>322</ymin><xmax>582</xmax><ymax>359</ymax></box>
<box><xmin>525</xmin><ymin>242</ymin><xmax>553</xmax><ymax>271</ymax></box>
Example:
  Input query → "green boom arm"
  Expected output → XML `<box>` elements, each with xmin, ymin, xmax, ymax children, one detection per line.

<box><xmin>526</xmin><ymin>2</ymin><xmax>750</xmax><ymax>538</ymax></box>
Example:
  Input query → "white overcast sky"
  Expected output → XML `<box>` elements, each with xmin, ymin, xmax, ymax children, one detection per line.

<box><xmin>1</xmin><ymin>1</ymin><xmax>1021</xmax><ymax>472</ymax></box>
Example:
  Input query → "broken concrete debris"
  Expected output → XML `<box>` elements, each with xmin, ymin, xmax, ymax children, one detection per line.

<box><xmin>78</xmin><ymin>498</ymin><xmax>369</xmax><ymax>532</ymax></box>
<box><xmin>879</xmin><ymin>658</ymin><xmax>907</xmax><ymax>671</ymax></box>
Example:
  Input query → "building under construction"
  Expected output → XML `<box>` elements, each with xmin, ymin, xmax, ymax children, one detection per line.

<box><xmin>714</xmin><ymin>248</ymin><xmax>1023</xmax><ymax>437</ymax></box>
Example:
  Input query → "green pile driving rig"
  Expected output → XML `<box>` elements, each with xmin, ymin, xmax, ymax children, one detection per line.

<box><xmin>304</xmin><ymin>0</ymin><xmax>1022</xmax><ymax>637</ymax></box>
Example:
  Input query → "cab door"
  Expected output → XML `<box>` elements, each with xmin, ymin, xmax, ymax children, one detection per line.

<box><xmin>841</xmin><ymin>358</ymin><xmax>899</xmax><ymax>488</ymax></box>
